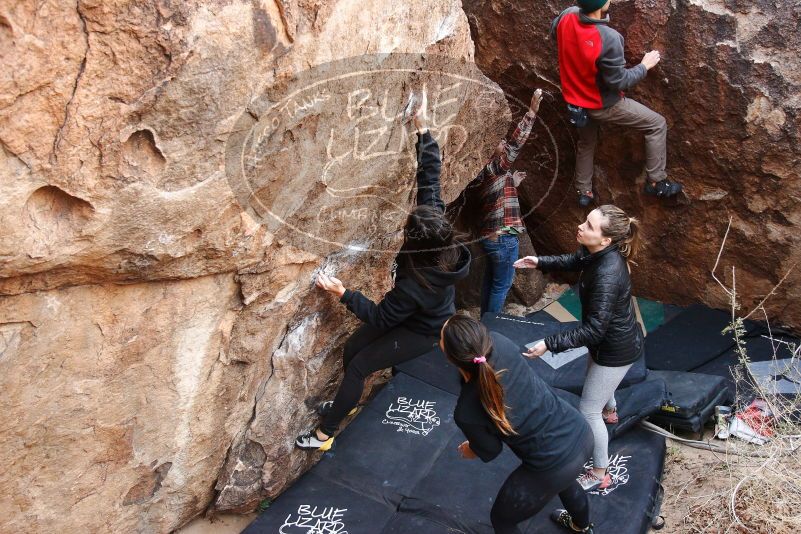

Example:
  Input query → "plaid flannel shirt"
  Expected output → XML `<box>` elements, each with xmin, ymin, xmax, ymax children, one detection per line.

<box><xmin>476</xmin><ymin>111</ymin><xmax>536</xmax><ymax>238</ymax></box>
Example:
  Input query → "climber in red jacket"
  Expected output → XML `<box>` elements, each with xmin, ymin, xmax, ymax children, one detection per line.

<box><xmin>551</xmin><ymin>0</ymin><xmax>684</xmax><ymax>207</ymax></box>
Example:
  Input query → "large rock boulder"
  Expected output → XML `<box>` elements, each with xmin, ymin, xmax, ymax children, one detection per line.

<box><xmin>463</xmin><ymin>0</ymin><xmax>801</xmax><ymax>329</ymax></box>
<box><xmin>0</xmin><ymin>1</ymin><xmax>509</xmax><ymax>532</ymax></box>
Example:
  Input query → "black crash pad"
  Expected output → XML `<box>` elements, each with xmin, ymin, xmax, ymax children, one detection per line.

<box><xmin>552</xmin><ymin>376</ymin><xmax>667</xmax><ymax>442</ymax></box>
<box><xmin>246</xmin><ymin>316</ymin><xmax>669</xmax><ymax>534</ymax></box>
<box><xmin>396</xmin><ymin>425</ymin><xmax>666</xmax><ymax>534</ymax></box>
<box><xmin>313</xmin><ymin>373</ymin><xmax>459</xmax><ymax>506</ymax></box>
<box><xmin>525</xmin><ymin>309</ymin><xmax>563</xmax><ymax>323</ymax></box>
<box><xmin>394</xmin><ymin>346</ymin><xmax>462</xmax><ymax>396</ymax></box>
<box><xmin>249</xmin><ymin>427</ymin><xmax>668</xmax><ymax>534</ymax></box>
<box><xmin>645</xmin><ymin>304</ymin><xmax>758</xmax><ymax>371</ymax></box>
<box><xmin>401</xmin><ymin>432</ymin><xmax>535</xmax><ymax>533</ymax></box>
<box><xmin>242</xmin><ymin>472</ymin><xmax>394</xmax><ymax>534</ymax></box>
<box><xmin>481</xmin><ymin>313</ymin><xmax>648</xmax><ymax>393</ymax></box>
<box><xmin>693</xmin><ymin>331</ymin><xmax>798</xmax><ymax>400</ymax></box>
<box><xmin>523</xmin><ymin>426</ymin><xmax>666</xmax><ymax>534</ymax></box>
<box><xmin>648</xmin><ymin>370</ymin><xmax>732</xmax><ymax>433</ymax></box>
<box><xmin>381</xmin><ymin>512</ymin><xmax>469</xmax><ymax>533</ymax></box>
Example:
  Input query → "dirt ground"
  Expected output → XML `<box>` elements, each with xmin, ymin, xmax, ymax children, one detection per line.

<box><xmin>176</xmin><ymin>513</ymin><xmax>255</xmax><ymax>534</ymax></box>
<box><xmin>660</xmin><ymin>428</ymin><xmax>800</xmax><ymax>533</ymax></box>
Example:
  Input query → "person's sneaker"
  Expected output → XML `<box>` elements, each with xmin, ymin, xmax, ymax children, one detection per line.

<box><xmin>577</xmin><ymin>190</ymin><xmax>594</xmax><ymax>207</ymax></box>
<box><xmin>317</xmin><ymin>401</ymin><xmax>358</xmax><ymax>418</ymax></box>
<box><xmin>602</xmin><ymin>408</ymin><xmax>619</xmax><ymax>425</ymax></box>
<box><xmin>577</xmin><ymin>470</ymin><xmax>611</xmax><ymax>491</ymax></box>
<box><xmin>550</xmin><ymin>509</ymin><xmax>595</xmax><ymax>533</ymax></box>
<box><xmin>644</xmin><ymin>179</ymin><xmax>683</xmax><ymax>198</ymax></box>
<box><xmin>295</xmin><ymin>430</ymin><xmax>334</xmax><ymax>451</ymax></box>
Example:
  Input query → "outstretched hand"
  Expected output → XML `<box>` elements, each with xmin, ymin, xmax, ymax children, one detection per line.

<box><xmin>316</xmin><ymin>273</ymin><xmax>346</xmax><ymax>298</ymax></box>
<box><xmin>529</xmin><ymin>89</ymin><xmax>543</xmax><ymax>114</ymax></box>
<box><xmin>641</xmin><ymin>50</ymin><xmax>661</xmax><ymax>70</ymax></box>
<box><xmin>512</xmin><ymin>171</ymin><xmax>527</xmax><ymax>188</ymax></box>
<box><xmin>513</xmin><ymin>256</ymin><xmax>538</xmax><ymax>269</ymax></box>
<box><xmin>523</xmin><ymin>340</ymin><xmax>548</xmax><ymax>359</ymax></box>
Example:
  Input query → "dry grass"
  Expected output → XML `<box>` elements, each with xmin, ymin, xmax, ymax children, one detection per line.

<box><xmin>661</xmin><ymin>385</ymin><xmax>801</xmax><ymax>533</ymax></box>
<box><xmin>662</xmin><ymin>400</ymin><xmax>801</xmax><ymax>533</ymax></box>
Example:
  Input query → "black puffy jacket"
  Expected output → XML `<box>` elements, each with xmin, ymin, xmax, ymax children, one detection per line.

<box><xmin>538</xmin><ymin>245</ymin><xmax>643</xmax><ymax>367</ymax></box>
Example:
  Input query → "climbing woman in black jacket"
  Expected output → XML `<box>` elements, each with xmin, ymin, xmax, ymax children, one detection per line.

<box><xmin>443</xmin><ymin>314</ymin><xmax>595</xmax><ymax>534</ymax></box>
<box><xmin>296</xmin><ymin>98</ymin><xmax>471</xmax><ymax>451</ymax></box>
<box><xmin>514</xmin><ymin>204</ymin><xmax>642</xmax><ymax>492</ymax></box>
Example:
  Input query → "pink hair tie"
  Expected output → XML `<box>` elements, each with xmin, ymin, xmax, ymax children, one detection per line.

<box><xmin>472</xmin><ymin>356</ymin><xmax>487</xmax><ymax>364</ymax></box>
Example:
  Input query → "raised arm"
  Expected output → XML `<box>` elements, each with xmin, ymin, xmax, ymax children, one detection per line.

<box><xmin>485</xmin><ymin>89</ymin><xmax>542</xmax><ymax>177</ymax></box>
<box><xmin>413</xmin><ymin>119</ymin><xmax>444</xmax><ymax>211</ymax></box>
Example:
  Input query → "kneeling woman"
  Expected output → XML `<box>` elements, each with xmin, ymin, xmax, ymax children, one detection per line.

<box><xmin>442</xmin><ymin>314</ymin><xmax>595</xmax><ymax>534</ymax></box>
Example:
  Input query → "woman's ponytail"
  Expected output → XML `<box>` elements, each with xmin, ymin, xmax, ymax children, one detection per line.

<box><xmin>598</xmin><ymin>205</ymin><xmax>641</xmax><ymax>264</ymax></box>
<box><xmin>442</xmin><ymin>314</ymin><xmax>516</xmax><ymax>436</ymax></box>
<box><xmin>477</xmin><ymin>361</ymin><xmax>516</xmax><ymax>436</ymax></box>
<box><xmin>621</xmin><ymin>216</ymin><xmax>641</xmax><ymax>260</ymax></box>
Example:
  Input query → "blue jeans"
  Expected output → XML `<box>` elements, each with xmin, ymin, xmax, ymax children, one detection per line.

<box><xmin>480</xmin><ymin>234</ymin><xmax>519</xmax><ymax>317</ymax></box>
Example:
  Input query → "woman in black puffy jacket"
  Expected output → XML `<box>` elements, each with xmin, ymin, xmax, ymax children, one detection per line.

<box><xmin>514</xmin><ymin>205</ymin><xmax>642</xmax><ymax>492</ymax></box>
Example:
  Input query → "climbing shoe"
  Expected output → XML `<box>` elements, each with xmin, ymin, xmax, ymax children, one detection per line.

<box><xmin>295</xmin><ymin>430</ymin><xmax>334</xmax><ymax>451</ymax></box>
<box><xmin>550</xmin><ymin>509</ymin><xmax>595</xmax><ymax>533</ymax></box>
<box><xmin>577</xmin><ymin>469</ymin><xmax>611</xmax><ymax>491</ymax></box>
<box><xmin>317</xmin><ymin>401</ymin><xmax>358</xmax><ymax>418</ymax></box>
<box><xmin>577</xmin><ymin>190</ymin><xmax>594</xmax><ymax>207</ymax></box>
<box><xmin>644</xmin><ymin>179</ymin><xmax>683</xmax><ymax>198</ymax></box>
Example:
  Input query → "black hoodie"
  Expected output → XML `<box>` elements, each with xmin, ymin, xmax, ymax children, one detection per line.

<box><xmin>455</xmin><ymin>332</ymin><xmax>590</xmax><ymax>471</ymax></box>
<box><xmin>339</xmin><ymin>131</ymin><xmax>471</xmax><ymax>336</ymax></box>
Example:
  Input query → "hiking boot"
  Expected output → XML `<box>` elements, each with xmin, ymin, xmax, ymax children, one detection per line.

<box><xmin>602</xmin><ymin>408</ymin><xmax>619</xmax><ymax>425</ymax></box>
<box><xmin>550</xmin><ymin>509</ymin><xmax>595</xmax><ymax>533</ymax></box>
<box><xmin>644</xmin><ymin>179</ymin><xmax>682</xmax><ymax>198</ymax></box>
<box><xmin>577</xmin><ymin>470</ymin><xmax>611</xmax><ymax>491</ymax></box>
<box><xmin>317</xmin><ymin>401</ymin><xmax>358</xmax><ymax>418</ymax></box>
<box><xmin>577</xmin><ymin>190</ymin><xmax>594</xmax><ymax>207</ymax></box>
<box><xmin>295</xmin><ymin>430</ymin><xmax>334</xmax><ymax>451</ymax></box>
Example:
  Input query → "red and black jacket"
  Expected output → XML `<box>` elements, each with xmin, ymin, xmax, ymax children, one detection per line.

<box><xmin>550</xmin><ymin>7</ymin><xmax>647</xmax><ymax>110</ymax></box>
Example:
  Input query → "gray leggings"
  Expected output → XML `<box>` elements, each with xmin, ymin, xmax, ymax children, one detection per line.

<box><xmin>579</xmin><ymin>359</ymin><xmax>633</xmax><ymax>470</ymax></box>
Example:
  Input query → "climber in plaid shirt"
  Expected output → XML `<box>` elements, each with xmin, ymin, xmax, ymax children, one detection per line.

<box><xmin>475</xmin><ymin>89</ymin><xmax>542</xmax><ymax>316</ymax></box>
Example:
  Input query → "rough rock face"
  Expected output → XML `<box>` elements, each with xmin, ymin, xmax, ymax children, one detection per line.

<box><xmin>0</xmin><ymin>1</ymin><xmax>510</xmax><ymax>532</ymax></box>
<box><xmin>464</xmin><ymin>0</ymin><xmax>801</xmax><ymax>329</ymax></box>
